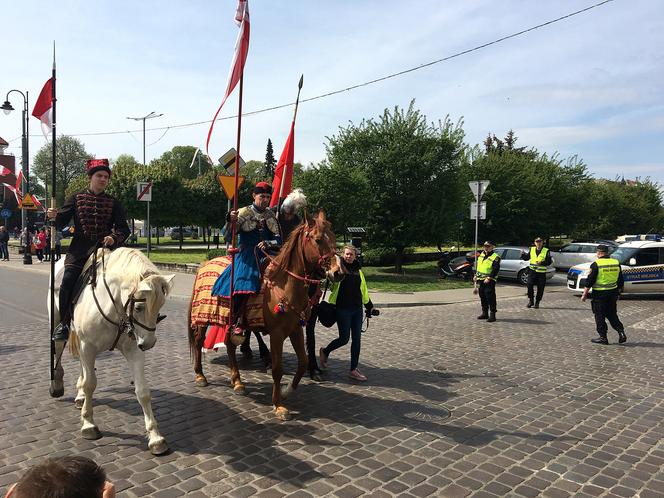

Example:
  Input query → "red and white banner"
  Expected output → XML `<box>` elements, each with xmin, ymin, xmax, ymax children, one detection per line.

<box><xmin>31</xmin><ymin>78</ymin><xmax>54</xmax><ymax>140</ymax></box>
<box><xmin>270</xmin><ymin>121</ymin><xmax>295</xmax><ymax>207</ymax></box>
<box><xmin>205</xmin><ymin>0</ymin><xmax>250</xmax><ymax>160</ymax></box>
<box><xmin>0</xmin><ymin>165</ymin><xmax>12</xmax><ymax>177</ymax></box>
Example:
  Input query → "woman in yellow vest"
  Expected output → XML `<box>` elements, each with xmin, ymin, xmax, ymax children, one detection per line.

<box><xmin>520</xmin><ymin>237</ymin><xmax>552</xmax><ymax>308</ymax></box>
<box><xmin>475</xmin><ymin>240</ymin><xmax>501</xmax><ymax>322</ymax></box>
<box><xmin>319</xmin><ymin>245</ymin><xmax>374</xmax><ymax>381</ymax></box>
<box><xmin>581</xmin><ymin>244</ymin><xmax>626</xmax><ymax>345</ymax></box>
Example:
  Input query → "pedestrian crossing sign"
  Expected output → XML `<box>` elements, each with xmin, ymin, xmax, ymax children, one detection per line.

<box><xmin>19</xmin><ymin>193</ymin><xmax>39</xmax><ymax>210</ymax></box>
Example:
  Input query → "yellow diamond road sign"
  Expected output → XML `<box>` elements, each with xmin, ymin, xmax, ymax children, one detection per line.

<box><xmin>218</xmin><ymin>148</ymin><xmax>246</xmax><ymax>174</ymax></box>
<box><xmin>217</xmin><ymin>175</ymin><xmax>245</xmax><ymax>200</ymax></box>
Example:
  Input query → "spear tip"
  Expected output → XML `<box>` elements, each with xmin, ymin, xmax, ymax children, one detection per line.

<box><xmin>298</xmin><ymin>74</ymin><xmax>304</xmax><ymax>89</ymax></box>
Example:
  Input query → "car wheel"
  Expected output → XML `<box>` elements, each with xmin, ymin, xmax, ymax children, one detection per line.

<box><xmin>517</xmin><ymin>269</ymin><xmax>529</xmax><ymax>286</ymax></box>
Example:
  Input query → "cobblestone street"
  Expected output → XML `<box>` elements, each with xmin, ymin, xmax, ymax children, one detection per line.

<box><xmin>1</xmin><ymin>290</ymin><xmax>664</xmax><ymax>497</ymax></box>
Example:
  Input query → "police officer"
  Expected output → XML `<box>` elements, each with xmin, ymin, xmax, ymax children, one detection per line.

<box><xmin>47</xmin><ymin>159</ymin><xmax>130</xmax><ymax>342</ymax></box>
<box><xmin>581</xmin><ymin>244</ymin><xmax>626</xmax><ymax>345</ymax></box>
<box><xmin>475</xmin><ymin>240</ymin><xmax>501</xmax><ymax>322</ymax></box>
<box><xmin>521</xmin><ymin>236</ymin><xmax>552</xmax><ymax>308</ymax></box>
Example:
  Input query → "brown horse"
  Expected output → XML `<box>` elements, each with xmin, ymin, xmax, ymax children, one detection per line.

<box><xmin>188</xmin><ymin>210</ymin><xmax>338</xmax><ymax>420</ymax></box>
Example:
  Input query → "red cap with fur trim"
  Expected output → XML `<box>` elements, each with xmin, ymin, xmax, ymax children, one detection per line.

<box><xmin>253</xmin><ymin>181</ymin><xmax>272</xmax><ymax>194</ymax></box>
<box><xmin>86</xmin><ymin>159</ymin><xmax>111</xmax><ymax>176</ymax></box>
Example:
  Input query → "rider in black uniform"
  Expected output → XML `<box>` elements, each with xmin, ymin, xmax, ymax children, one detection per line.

<box><xmin>47</xmin><ymin>159</ymin><xmax>130</xmax><ymax>342</ymax></box>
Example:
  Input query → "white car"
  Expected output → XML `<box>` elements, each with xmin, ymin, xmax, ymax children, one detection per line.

<box><xmin>566</xmin><ymin>241</ymin><xmax>664</xmax><ymax>294</ymax></box>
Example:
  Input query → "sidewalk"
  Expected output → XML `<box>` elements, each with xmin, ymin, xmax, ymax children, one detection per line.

<box><xmin>0</xmin><ymin>256</ymin><xmax>569</xmax><ymax>307</ymax></box>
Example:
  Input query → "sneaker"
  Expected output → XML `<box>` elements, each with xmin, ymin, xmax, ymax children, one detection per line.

<box><xmin>319</xmin><ymin>348</ymin><xmax>328</xmax><ymax>369</ymax></box>
<box><xmin>349</xmin><ymin>369</ymin><xmax>367</xmax><ymax>381</ymax></box>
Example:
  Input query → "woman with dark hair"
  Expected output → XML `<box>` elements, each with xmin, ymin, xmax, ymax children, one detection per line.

<box><xmin>319</xmin><ymin>245</ymin><xmax>373</xmax><ymax>381</ymax></box>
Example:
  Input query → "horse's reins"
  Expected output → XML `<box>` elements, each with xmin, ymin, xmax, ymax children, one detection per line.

<box><xmin>91</xmin><ymin>249</ymin><xmax>156</xmax><ymax>351</ymax></box>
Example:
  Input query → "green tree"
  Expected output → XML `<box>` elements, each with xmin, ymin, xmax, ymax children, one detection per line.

<box><xmin>33</xmin><ymin>135</ymin><xmax>92</xmax><ymax>205</ymax></box>
<box><xmin>264</xmin><ymin>139</ymin><xmax>276</xmax><ymax>178</ymax></box>
<box><xmin>155</xmin><ymin>145</ymin><xmax>211</xmax><ymax>179</ymax></box>
<box><xmin>323</xmin><ymin>101</ymin><xmax>466</xmax><ymax>271</ymax></box>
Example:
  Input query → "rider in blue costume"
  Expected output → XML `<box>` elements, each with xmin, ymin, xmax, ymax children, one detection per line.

<box><xmin>212</xmin><ymin>182</ymin><xmax>281</xmax><ymax>338</ymax></box>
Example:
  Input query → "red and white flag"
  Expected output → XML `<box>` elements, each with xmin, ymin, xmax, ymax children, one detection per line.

<box><xmin>31</xmin><ymin>78</ymin><xmax>54</xmax><ymax>139</ymax></box>
<box><xmin>205</xmin><ymin>0</ymin><xmax>250</xmax><ymax>159</ymax></box>
<box><xmin>0</xmin><ymin>170</ymin><xmax>23</xmax><ymax>204</ymax></box>
<box><xmin>15</xmin><ymin>170</ymin><xmax>23</xmax><ymax>194</ymax></box>
<box><xmin>270</xmin><ymin>122</ymin><xmax>295</xmax><ymax>207</ymax></box>
<box><xmin>0</xmin><ymin>165</ymin><xmax>12</xmax><ymax>177</ymax></box>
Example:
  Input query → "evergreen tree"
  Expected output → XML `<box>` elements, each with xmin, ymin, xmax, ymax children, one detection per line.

<box><xmin>264</xmin><ymin>139</ymin><xmax>276</xmax><ymax>179</ymax></box>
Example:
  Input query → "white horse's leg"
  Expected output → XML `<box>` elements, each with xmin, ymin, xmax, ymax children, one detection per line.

<box><xmin>79</xmin><ymin>342</ymin><xmax>102</xmax><ymax>440</ymax></box>
<box><xmin>121</xmin><ymin>345</ymin><xmax>168</xmax><ymax>455</ymax></box>
<box><xmin>75</xmin><ymin>365</ymin><xmax>84</xmax><ymax>409</ymax></box>
<box><xmin>49</xmin><ymin>341</ymin><xmax>66</xmax><ymax>398</ymax></box>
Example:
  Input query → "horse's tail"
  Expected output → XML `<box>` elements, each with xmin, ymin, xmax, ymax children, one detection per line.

<box><xmin>68</xmin><ymin>329</ymin><xmax>80</xmax><ymax>358</ymax></box>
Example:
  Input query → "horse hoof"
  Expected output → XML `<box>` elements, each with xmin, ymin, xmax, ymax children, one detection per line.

<box><xmin>274</xmin><ymin>407</ymin><xmax>292</xmax><ymax>421</ymax></box>
<box><xmin>233</xmin><ymin>384</ymin><xmax>246</xmax><ymax>395</ymax></box>
<box><xmin>81</xmin><ymin>426</ymin><xmax>102</xmax><ymax>440</ymax></box>
<box><xmin>49</xmin><ymin>385</ymin><xmax>64</xmax><ymax>398</ymax></box>
<box><xmin>74</xmin><ymin>398</ymin><xmax>84</xmax><ymax>409</ymax></box>
<box><xmin>149</xmin><ymin>438</ymin><xmax>169</xmax><ymax>456</ymax></box>
<box><xmin>194</xmin><ymin>375</ymin><xmax>208</xmax><ymax>387</ymax></box>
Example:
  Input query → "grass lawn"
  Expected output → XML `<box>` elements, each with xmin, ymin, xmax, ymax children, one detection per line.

<box><xmin>363</xmin><ymin>261</ymin><xmax>472</xmax><ymax>292</ymax></box>
<box><xmin>147</xmin><ymin>248</ymin><xmax>212</xmax><ymax>265</ymax></box>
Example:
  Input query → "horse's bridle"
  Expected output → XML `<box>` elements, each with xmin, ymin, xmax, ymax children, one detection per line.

<box><xmin>90</xmin><ymin>250</ymin><xmax>156</xmax><ymax>351</ymax></box>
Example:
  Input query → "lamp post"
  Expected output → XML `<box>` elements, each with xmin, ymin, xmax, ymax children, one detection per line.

<box><xmin>127</xmin><ymin>111</ymin><xmax>162</xmax><ymax>255</ymax></box>
<box><xmin>2</xmin><ymin>90</ymin><xmax>32</xmax><ymax>264</ymax></box>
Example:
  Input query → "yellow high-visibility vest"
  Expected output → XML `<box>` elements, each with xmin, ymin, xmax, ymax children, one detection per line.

<box><xmin>476</xmin><ymin>252</ymin><xmax>498</xmax><ymax>280</ymax></box>
<box><xmin>593</xmin><ymin>257</ymin><xmax>620</xmax><ymax>291</ymax></box>
<box><xmin>529</xmin><ymin>247</ymin><xmax>549</xmax><ymax>273</ymax></box>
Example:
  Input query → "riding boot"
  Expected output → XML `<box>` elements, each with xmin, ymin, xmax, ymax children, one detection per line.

<box><xmin>487</xmin><ymin>312</ymin><xmax>497</xmax><ymax>323</ymax></box>
<box><xmin>54</xmin><ymin>286</ymin><xmax>73</xmax><ymax>342</ymax></box>
<box><xmin>477</xmin><ymin>308</ymin><xmax>489</xmax><ymax>320</ymax></box>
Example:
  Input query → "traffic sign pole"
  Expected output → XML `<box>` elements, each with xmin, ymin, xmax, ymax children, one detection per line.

<box><xmin>469</xmin><ymin>180</ymin><xmax>490</xmax><ymax>286</ymax></box>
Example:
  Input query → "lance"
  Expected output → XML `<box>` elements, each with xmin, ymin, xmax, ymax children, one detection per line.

<box><xmin>276</xmin><ymin>74</ymin><xmax>303</xmax><ymax>219</ymax></box>
<box><xmin>49</xmin><ymin>43</ymin><xmax>57</xmax><ymax>382</ymax></box>
<box><xmin>227</xmin><ymin>74</ymin><xmax>244</xmax><ymax>339</ymax></box>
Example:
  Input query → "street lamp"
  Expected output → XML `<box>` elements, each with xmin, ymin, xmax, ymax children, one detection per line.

<box><xmin>2</xmin><ymin>90</ymin><xmax>32</xmax><ymax>264</ymax></box>
<box><xmin>127</xmin><ymin>111</ymin><xmax>163</xmax><ymax>257</ymax></box>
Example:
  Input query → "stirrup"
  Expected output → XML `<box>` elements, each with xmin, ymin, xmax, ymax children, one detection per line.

<box><xmin>53</xmin><ymin>323</ymin><xmax>70</xmax><ymax>342</ymax></box>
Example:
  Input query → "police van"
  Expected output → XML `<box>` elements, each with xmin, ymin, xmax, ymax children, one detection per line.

<box><xmin>566</xmin><ymin>241</ymin><xmax>664</xmax><ymax>294</ymax></box>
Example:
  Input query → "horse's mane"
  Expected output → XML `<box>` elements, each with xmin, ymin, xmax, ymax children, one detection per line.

<box><xmin>101</xmin><ymin>247</ymin><xmax>161</xmax><ymax>290</ymax></box>
<box><xmin>271</xmin><ymin>223</ymin><xmax>307</xmax><ymax>275</ymax></box>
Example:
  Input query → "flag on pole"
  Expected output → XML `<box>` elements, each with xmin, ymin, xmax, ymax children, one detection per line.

<box><xmin>0</xmin><ymin>165</ymin><xmax>12</xmax><ymax>177</ymax></box>
<box><xmin>205</xmin><ymin>0</ymin><xmax>250</xmax><ymax>160</ymax></box>
<box><xmin>15</xmin><ymin>170</ymin><xmax>23</xmax><ymax>194</ymax></box>
<box><xmin>270</xmin><ymin>122</ymin><xmax>295</xmax><ymax>207</ymax></box>
<box><xmin>32</xmin><ymin>78</ymin><xmax>54</xmax><ymax>140</ymax></box>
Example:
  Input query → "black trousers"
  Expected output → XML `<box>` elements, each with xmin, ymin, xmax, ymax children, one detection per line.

<box><xmin>306</xmin><ymin>305</ymin><xmax>320</xmax><ymax>373</ymax></box>
<box><xmin>59</xmin><ymin>264</ymin><xmax>84</xmax><ymax>325</ymax></box>
<box><xmin>479</xmin><ymin>280</ymin><xmax>497</xmax><ymax>313</ymax></box>
<box><xmin>591</xmin><ymin>295</ymin><xmax>624</xmax><ymax>338</ymax></box>
<box><xmin>527</xmin><ymin>271</ymin><xmax>547</xmax><ymax>302</ymax></box>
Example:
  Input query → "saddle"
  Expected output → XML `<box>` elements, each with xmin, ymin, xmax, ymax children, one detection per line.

<box><xmin>190</xmin><ymin>256</ymin><xmax>265</xmax><ymax>329</ymax></box>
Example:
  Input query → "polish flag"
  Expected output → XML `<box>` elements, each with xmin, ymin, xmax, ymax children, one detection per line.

<box><xmin>31</xmin><ymin>78</ymin><xmax>54</xmax><ymax>139</ymax></box>
<box><xmin>0</xmin><ymin>165</ymin><xmax>12</xmax><ymax>177</ymax></box>
<box><xmin>205</xmin><ymin>0</ymin><xmax>250</xmax><ymax>160</ymax></box>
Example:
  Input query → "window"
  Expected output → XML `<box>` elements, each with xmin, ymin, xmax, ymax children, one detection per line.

<box><xmin>561</xmin><ymin>244</ymin><xmax>581</xmax><ymax>253</ymax></box>
<box><xmin>633</xmin><ymin>248</ymin><xmax>660</xmax><ymax>266</ymax></box>
<box><xmin>580</xmin><ymin>245</ymin><xmax>597</xmax><ymax>253</ymax></box>
<box><xmin>503</xmin><ymin>249</ymin><xmax>523</xmax><ymax>260</ymax></box>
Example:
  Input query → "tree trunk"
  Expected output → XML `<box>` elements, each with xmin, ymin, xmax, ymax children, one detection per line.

<box><xmin>179</xmin><ymin>224</ymin><xmax>183</xmax><ymax>251</ymax></box>
<box><xmin>394</xmin><ymin>246</ymin><xmax>405</xmax><ymax>273</ymax></box>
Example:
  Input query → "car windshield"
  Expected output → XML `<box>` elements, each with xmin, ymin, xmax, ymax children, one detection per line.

<box><xmin>608</xmin><ymin>247</ymin><xmax>640</xmax><ymax>264</ymax></box>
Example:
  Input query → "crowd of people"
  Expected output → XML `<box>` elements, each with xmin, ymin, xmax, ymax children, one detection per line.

<box><xmin>0</xmin><ymin>225</ymin><xmax>63</xmax><ymax>263</ymax></box>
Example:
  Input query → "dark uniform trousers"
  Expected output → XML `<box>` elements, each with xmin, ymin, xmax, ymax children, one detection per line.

<box><xmin>527</xmin><ymin>271</ymin><xmax>547</xmax><ymax>303</ymax></box>
<box><xmin>479</xmin><ymin>280</ymin><xmax>497</xmax><ymax>313</ymax></box>
<box><xmin>591</xmin><ymin>294</ymin><xmax>624</xmax><ymax>338</ymax></box>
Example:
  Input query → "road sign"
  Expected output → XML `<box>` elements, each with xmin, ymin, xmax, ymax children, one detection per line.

<box><xmin>217</xmin><ymin>175</ymin><xmax>245</xmax><ymax>200</ymax></box>
<box><xmin>137</xmin><ymin>182</ymin><xmax>153</xmax><ymax>202</ymax></box>
<box><xmin>468</xmin><ymin>180</ymin><xmax>490</xmax><ymax>200</ymax></box>
<box><xmin>218</xmin><ymin>148</ymin><xmax>246</xmax><ymax>174</ymax></box>
<box><xmin>1</xmin><ymin>208</ymin><xmax>11</xmax><ymax>219</ymax></box>
<box><xmin>19</xmin><ymin>193</ymin><xmax>39</xmax><ymax>210</ymax></box>
<box><xmin>470</xmin><ymin>201</ymin><xmax>487</xmax><ymax>220</ymax></box>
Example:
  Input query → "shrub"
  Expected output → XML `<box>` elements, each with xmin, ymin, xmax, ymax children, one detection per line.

<box><xmin>206</xmin><ymin>248</ymin><xmax>227</xmax><ymax>260</ymax></box>
<box><xmin>361</xmin><ymin>247</ymin><xmax>413</xmax><ymax>266</ymax></box>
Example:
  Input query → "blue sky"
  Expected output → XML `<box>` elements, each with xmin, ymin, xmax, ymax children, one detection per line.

<box><xmin>2</xmin><ymin>0</ymin><xmax>663</xmax><ymax>184</ymax></box>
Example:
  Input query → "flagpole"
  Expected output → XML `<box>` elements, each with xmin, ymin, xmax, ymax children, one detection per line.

<box><xmin>49</xmin><ymin>43</ymin><xmax>57</xmax><ymax>383</ymax></box>
<box><xmin>276</xmin><ymin>74</ymin><xmax>303</xmax><ymax>216</ymax></box>
<box><xmin>228</xmin><ymin>74</ymin><xmax>244</xmax><ymax>337</ymax></box>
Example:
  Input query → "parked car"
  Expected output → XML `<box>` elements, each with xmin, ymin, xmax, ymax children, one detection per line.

<box><xmin>567</xmin><ymin>241</ymin><xmax>664</xmax><ymax>294</ymax></box>
<box><xmin>170</xmin><ymin>227</ymin><xmax>194</xmax><ymax>240</ymax></box>
<box><xmin>552</xmin><ymin>242</ymin><xmax>617</xmax><ymax>270</ymax></box>
<box><xmin>493</xmin><ymin>246</ymin><xmax>555</xmax><ymax>285</ymax></box>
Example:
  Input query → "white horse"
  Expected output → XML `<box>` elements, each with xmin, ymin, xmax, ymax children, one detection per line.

<box><xmin>48</xmin><ymin>247</ymin><xmax>175</xmax><ymax>455</ymax></box>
